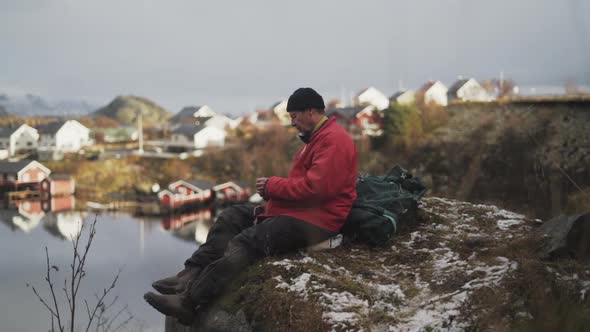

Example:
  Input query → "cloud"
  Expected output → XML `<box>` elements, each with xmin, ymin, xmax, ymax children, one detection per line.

<box><xmin>1</xmin><ymin>0</ymin><xmax>588</xmax><ymax>114</ymax></box>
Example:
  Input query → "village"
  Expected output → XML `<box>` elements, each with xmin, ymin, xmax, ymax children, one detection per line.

<box><xmin>0</xmin><ymin>77</ymin><xmax>500</xmax><ymax>159</ymax></box>
<box><xmin>1</xmin><ymin>76</ymin><xmax>587</xmax><ymax>221</ymax></box>
<box><xmin>0</xmin><ymin>77</ymin><xmax>507</xmax><ymax>213</ymax></box>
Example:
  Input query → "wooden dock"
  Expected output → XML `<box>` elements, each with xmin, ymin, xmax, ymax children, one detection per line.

<box><xmin>7</xmin><ymin>190</ymin><xmax>41</xmax><ymax>202</ymax></box>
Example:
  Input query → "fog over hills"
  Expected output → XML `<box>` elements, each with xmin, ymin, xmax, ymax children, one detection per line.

<box><xmin>0</xmin><ymin>92</ymin><xmax>97</xmax><ymax>117</ymax></box>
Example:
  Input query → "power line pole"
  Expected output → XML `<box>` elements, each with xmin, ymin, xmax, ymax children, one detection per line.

<box><xmin>138</xmin><ymin>110</ymin><xmax>144</xmax><ymax>154</ymax></box>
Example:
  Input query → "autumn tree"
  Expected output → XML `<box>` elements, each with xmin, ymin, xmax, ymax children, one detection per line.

<box><xmin>380</xmin><ymin>102</ymin><xmax>424</xmax><ymax>150</ymax></box>
<box><xmin>481</xmin><ymin>78</ymin><xmax>517</xmax><ymax>98</ymax></box>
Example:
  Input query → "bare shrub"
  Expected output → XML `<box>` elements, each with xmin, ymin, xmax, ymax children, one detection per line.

<box><xmin>27</xmin><ymin>216</ymin><xmax>133</xmax><ymax>332</ymax></box>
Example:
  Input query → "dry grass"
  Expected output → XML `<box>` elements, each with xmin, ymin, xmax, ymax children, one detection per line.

<box><xmin>215</xmin><ymin>257</ymin><xmax>329</xmax><ymax>332</ymax></box>
<box><xmin>462</xmin><ymin>234</ymin><xmax>590</xmax><ymax>332</ymax></box>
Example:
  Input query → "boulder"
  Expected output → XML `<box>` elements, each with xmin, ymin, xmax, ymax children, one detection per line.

<box><xmin>536</xmin><ymin>212</ymin><xmax>590</xmax><ymax>261</ymax></box>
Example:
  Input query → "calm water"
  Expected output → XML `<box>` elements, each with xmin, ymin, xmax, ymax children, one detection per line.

<box><xmin>0</xmin><ymin>200</ymin><xmax>216</xmax><ymax>332</ymax></box>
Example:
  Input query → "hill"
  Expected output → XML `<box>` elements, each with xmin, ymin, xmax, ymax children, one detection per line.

<box><xmin>333</xmin><ymin>99</ymin><xmax>588</xmax><ymax>222</ymax></box>
<box><xmin>93</xmin><ymin>95</ymin><xmax>171</xmax><ymax>126</ymax></box>
<box><xmin>398</xmin><ymin>101</ymin><xmax>590</xmax><ymax>219</ymax></box>
<box><xmin>0</xmin><ymin>104</ymin><xmax>8</xmax><ymax>117</ymax></box>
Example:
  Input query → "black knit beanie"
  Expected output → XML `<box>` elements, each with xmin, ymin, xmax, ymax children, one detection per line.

<box><xmin>286</xmin><ymin>87</ymin><xmax>325</xmax><ymax>112</ymax></box>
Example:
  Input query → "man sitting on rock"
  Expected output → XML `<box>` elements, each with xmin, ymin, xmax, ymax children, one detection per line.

<box><xmin>144</xmin><ymin>87</ymin><xmax>358</xmax><ymax>325</ymax></box>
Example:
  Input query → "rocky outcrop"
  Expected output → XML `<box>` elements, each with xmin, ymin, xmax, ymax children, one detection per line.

<box><xmin>536</xmin><ymin>212</ymin><xmax>590</xmax><ymax>261</ymax></box>
<box><xmin>165</xmin><ymin>197</ymin><xmax>590</xmax><ymax>331</ymax></box>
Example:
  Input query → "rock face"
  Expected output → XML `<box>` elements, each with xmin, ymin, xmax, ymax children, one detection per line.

<box><xmin>164</xmin><ymin>197</ymin><xmax>590</xmax><ymax>331</ymax></box>
<box><xmin>536</xmin><ymin>212</ymin><xmax>590</xmax><ymax>261</ymax></box>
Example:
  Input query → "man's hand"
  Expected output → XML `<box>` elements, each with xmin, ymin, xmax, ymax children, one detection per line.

<box><xmin>255</xmin><ymin>177</ymin><xmax>269</xmax><ymax>196</ymax></box>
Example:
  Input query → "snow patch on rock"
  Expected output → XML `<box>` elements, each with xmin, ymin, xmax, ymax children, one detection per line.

<box><xmin>269</xmin><ymin>197</ymin><xmax>533</xmax><ymax>331</ymax></box>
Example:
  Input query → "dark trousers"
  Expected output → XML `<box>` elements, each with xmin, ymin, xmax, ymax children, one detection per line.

<box><xmin>183</xmin><ymin>203</ymin><xmax>336</xmax><ymax>306</ymax></box>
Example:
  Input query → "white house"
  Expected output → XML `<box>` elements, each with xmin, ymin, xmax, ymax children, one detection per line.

<box><xmin>170</xmin><ymin>105</ymin><xmax>216</xmax><ymax>125</ymax></box>
<box><xmin>227</xmin><ymin>116</ymin><xmax>243</xmax><ymax>129</ymax></box>
<box><xmin>37</xmin><ymin>120</ymin><xmax>91</xmax><ymax>153</ymax></box>
<box><xmin>447</xmin><ymin>78</ymin><xmax>494</xmax><ymax>103</ymax></box>
<box><xmin>170</xmin><ymin>105</ymin><xmax>243</xmax><ymax>131</ymax></box>
<box><xmin>271</xmin><ymin>100</ymin><xmax>290</xmax><ymax>126</ymax></box>
<box><xmin>353</xmin><ymin>87</ymin><xmax>390</xmax><ymax>111</ymax></box>
<box><xmin>390</xmin><ymin>90</ymin><xmax>415</xmax><ymax>105</ymax></box>
<box><xmin>201</xmin><ymin>114</ymin><xmax>233</xmax><ymax>131</ymax></box>
<box><xmin>247</xmin><ymin>109</ymin><xmax>277</xmax><ymax>127</ymax></box>
<box><xmin>169</xmin><ymin>123</ymin><xmax>227</xmax><ymax>150</ymax></box>
<box><xmin>0</xmin><ymin>124</ymin><xmax>39</xmax><ymax>157</ymax></box>
<box><xmin>97</xmin><ymin>127</ymin><xmax>138</xmax><ymax>143</ymax></box>
<box><xmin>419</xmin><ymin>81</ymin><xmax>448</xmax><ymax>106</ymax></box>
<box><xmin>194</xmin><ymin>126</ymin><xmax>226</xmax><ymax>148</ymax></box>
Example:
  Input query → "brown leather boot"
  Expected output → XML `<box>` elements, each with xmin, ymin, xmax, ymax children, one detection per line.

<box><xmin>151</xmin><ymin>267</ymin><xmax>201</xmax><ymax>295</ymax></box>
<box><xmin>143</xmin><ymin>291</ymin><xmax>196</xmax><ymax>326</ymax></box>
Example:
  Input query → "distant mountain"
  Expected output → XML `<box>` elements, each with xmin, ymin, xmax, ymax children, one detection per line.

<box><xmin>93</xmin><ymin>95</ymin><xmax>171</xmax><ymax>126</ymax></box>
<box><xmin>53</xmin><ymin>99</ymin><xmax>97</xmax><ymax>115</ymax></box>
<box><xmin>0</xmin><ymin>104</ymin><xmax>8</xmax><ymax>117</ymax></box>
<box><xmin>0</xmin><ymin>93</ymin><xmax>96</xmax><ymax>116</ymax></box>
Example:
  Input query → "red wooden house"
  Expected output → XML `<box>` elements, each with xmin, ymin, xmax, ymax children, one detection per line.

<box><xmin>213</xmin><ymin>181</ymin><xmax>252</xmax><ymax>203</ymax></box>
<box><xmin>40</xmin><ymin>174</ymin><xmax>75</xmax><ymax>197</ymax></box>
<box><xmin>326</xmin><ymin>106</ymin><xmax>383</xmax><ymax>137</ymax></box>
<box><xmin>0</xmin><ymin>160</ymin><xmax>51</xmax><ymax>191</ymax></box>
<box><xmin>158</xmin><ymin>179</ymin><xmax>215</xmax><ymax>209</ymax></box>
<box><xmin>161</xmin><ymin>207</ymin><xmax>214</xmax><ymax>231</ymax></box>
<box><xmin>50</xmin><ymin>195</ymin><xmax>76</xmax><ymax>212</ymax></box>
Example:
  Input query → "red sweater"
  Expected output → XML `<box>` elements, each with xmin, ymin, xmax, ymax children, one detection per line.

<box><xmin>261</xmin><ymin>117</ymin><xmax>358</xmax><ymax>232</ymax></box>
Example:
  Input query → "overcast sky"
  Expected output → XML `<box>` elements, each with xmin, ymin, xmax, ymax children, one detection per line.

<box><xmin>1</xmin><ymin>0</ymin><xmax>589</xmax><ymax>115</ymax></box>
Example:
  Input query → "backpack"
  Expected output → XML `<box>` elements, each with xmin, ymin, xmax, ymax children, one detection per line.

<box><xmin>341</xmin><ymin>165</ymin><xmax>427</xmax><ymax>246</ymax></box>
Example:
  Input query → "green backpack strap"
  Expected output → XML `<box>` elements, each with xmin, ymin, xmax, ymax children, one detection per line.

<box><xmin>382</xmin><ymin>211</ymin><xmax>397</xmax><ymax>233</ymax></box>
<box><xmin>351</xmin><ymin>202</ymin><xmax>398</xmax><ymax>233</ymax></box>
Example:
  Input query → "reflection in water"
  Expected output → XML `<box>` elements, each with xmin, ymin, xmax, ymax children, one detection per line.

<box><xmin>0</xmin><ymin>196</ymin><xmax>78</xmax><ymax>234</ymax></box>
<box><xmin>0</xmin><ymin>198</ymin><xmax>219</xmax><ymax>244</ymax></box>
<box><xmin>160</xmin><ymin>207</ymin><xmax>217</xmax><ymax>245</ymax></box>
<box><xmin>0</xmin><ymin>198</ymin><xmax>222</xmax><ymax>331</ymax></box>
<box><xmin>0</xmin><ymin>197</ymin><xmax>85</xmax><ymax>240</ymax></box>
<box><xmin>1</xmin><ymin>199</ymin><xmax>218</xmax><ymax>245</ymax></box>
<box><xmin>0</xmin><ymin>200</ymin><xmax>45</xmax><ymax>232</ymax></box>
<box><xmin>43</xmin><ymin>211</ymin><xmax>85</xmax><ymax>241</ymax></box>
